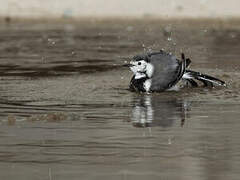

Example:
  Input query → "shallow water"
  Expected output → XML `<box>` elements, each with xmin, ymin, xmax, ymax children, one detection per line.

<box><xmin>0</xmin><ymin>19</ymin><xmax>240</xmax><ymax>180</ymax></box>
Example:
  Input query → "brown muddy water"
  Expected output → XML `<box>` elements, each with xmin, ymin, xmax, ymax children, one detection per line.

<box><xmin>0</xmin><ymin>19</ymin><xmax>240</xmax><ymax>180</ymax></box>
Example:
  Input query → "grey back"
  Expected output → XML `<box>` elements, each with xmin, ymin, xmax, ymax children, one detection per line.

<box><xmin>148</xmin><ymin>51</ymin><xmax>181</xmax><ymax>92</ymax></box>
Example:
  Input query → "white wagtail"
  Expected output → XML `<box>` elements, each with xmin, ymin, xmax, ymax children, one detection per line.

<box><xmin>124</xmin><ymin>50</ymin><xmax>226</xmax><ymax>93</ymax></box>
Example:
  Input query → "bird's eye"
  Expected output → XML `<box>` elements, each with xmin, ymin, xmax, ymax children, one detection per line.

<box><xmin>138</xmin><ymin>62</ymin><xmax>141</xmax><ymax>65</ymax></box>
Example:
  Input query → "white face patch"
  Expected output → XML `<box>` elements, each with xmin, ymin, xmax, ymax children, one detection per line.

<box><xmin>129</xmin><ymin>60</ymin><xmax>154</xmax><ymax>79</ymax></box>
<box><xmin>130</xmin><ymin>60</ymin><xmax>147</xmax><ymax>74</ymax></box>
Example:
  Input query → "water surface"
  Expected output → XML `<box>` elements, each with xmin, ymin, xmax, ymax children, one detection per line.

<box><xmin>0</xmin><ymin>19</ymin><xmax>240</xmax><ymax>180</ymax></box>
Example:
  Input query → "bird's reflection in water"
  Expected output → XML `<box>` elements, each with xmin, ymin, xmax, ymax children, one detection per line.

<box><xmin>131</xmin><ymin>95</ymin><xmax>190</xmax><ymax>128</ymax></box>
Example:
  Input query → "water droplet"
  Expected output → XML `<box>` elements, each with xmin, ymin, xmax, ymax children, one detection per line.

<box><xmin>126</xmin><ymin>26</ymin><xmax>133</xmax><ymax>32</ymax></box>
<box><xmin>168</xmin><ymin>138</ymin><xmax>172</xmax><ymax>145</ymax></box>
<box><xmin>230</xmin><ymin>33</ymin><xmax>236</xmax><ymax>38</ymax></box>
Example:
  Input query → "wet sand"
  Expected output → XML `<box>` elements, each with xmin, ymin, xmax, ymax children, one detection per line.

<box><xmin>0</xmin><ymin>19</ymin><xmax>240</xmax><ymax>180</ymax></box>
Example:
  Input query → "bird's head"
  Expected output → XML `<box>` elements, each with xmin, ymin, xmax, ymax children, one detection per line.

<box><xmin>124</xmin><ymin>55</ymin><xmax>154</xmax><ymax>79</ymax></box>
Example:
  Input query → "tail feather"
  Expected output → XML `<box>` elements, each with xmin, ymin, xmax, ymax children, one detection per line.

<box><xmin>186</xmin><ymin>79</ymin><xmax>198</xmax><ymax>87</ymax></box>
<box><xmin>183</xmin><ymin>70</ymin><xmax>226</xmax><ymax>87</ymax></box>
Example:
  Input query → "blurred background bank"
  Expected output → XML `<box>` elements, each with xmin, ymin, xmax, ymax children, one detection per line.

<box><xmin>0</xmin><ymin>0</ymin><xmax>240</xmax><ymax>19</ymax></box>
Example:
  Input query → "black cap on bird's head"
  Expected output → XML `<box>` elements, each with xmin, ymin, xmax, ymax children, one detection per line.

<box><xmin>123</xmin><ymin>52</ymin><xmax>153</xmax><ymax>67</ymax></box>
<box><xmin>132</xmin><ymin>53</ymin><xmax>152</xmax><ymax>63</ymax></box>
<box><xmin>123</xmin><ymin>54</ymin><xmax>149</xmax><ymax>67</ymax></box>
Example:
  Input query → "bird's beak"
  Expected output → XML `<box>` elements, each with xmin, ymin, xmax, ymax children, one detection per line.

<box><xmin>123</xmin><ymin>63</ymin><xmax>134</xmax><ymax>67</ymax></box>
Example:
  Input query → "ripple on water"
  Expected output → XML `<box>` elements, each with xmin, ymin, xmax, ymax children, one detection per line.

<box><xmin>1</xmin><ymin>20</ymin><xmax>240</xmax><ymax>179</ymax></box>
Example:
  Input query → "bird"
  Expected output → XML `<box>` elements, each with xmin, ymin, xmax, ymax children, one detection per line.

<box><xmin>124</xmin><ymin>50</ymin><xmax>226</xmax><ymax>93</ymax></box>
